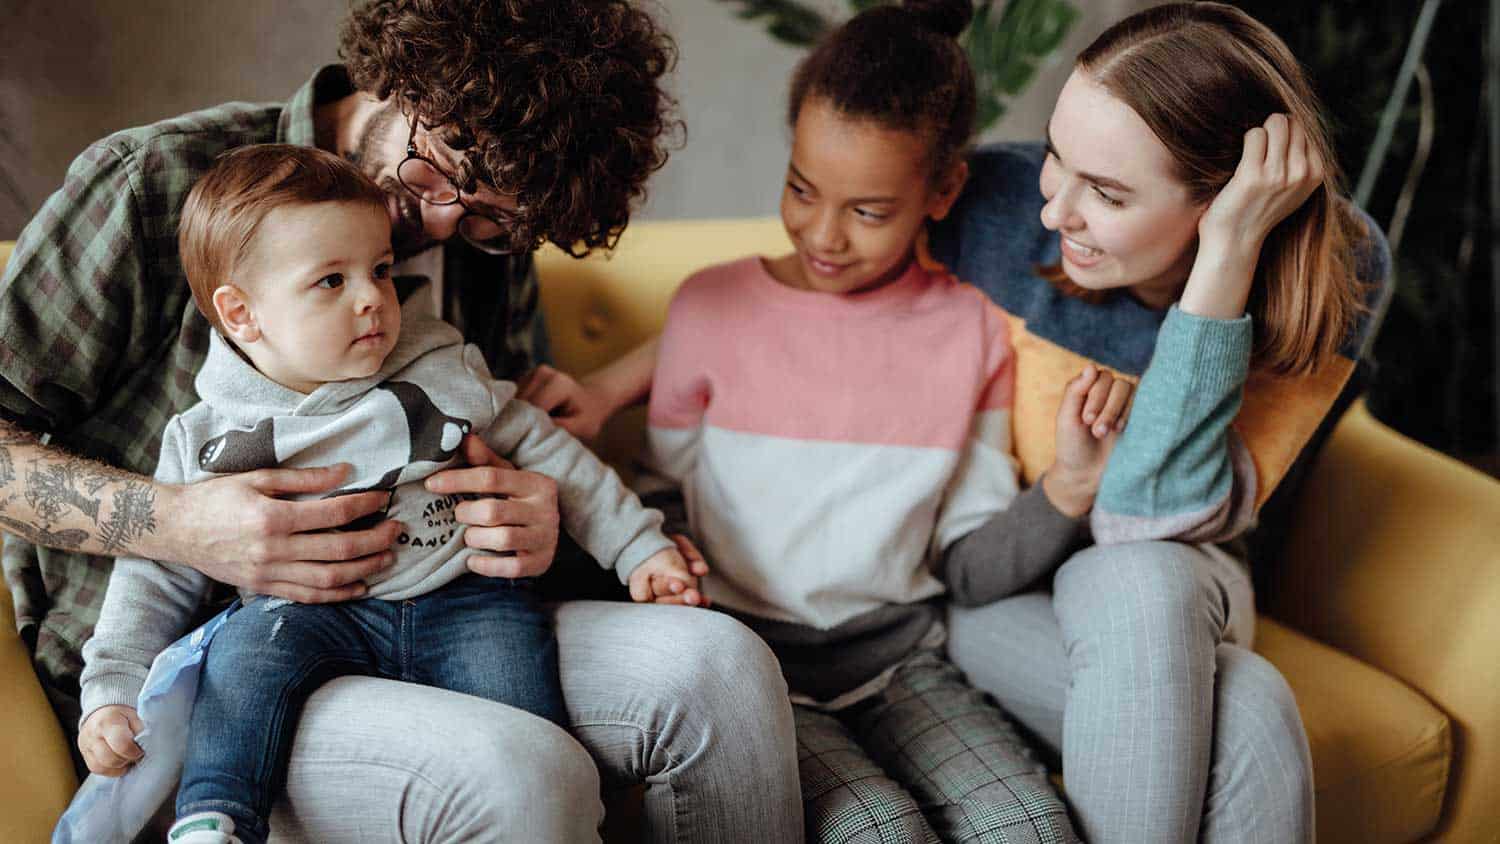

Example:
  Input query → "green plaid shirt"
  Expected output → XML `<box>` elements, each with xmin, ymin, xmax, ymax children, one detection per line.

<box><xmin>0</xmin><ymin>66</ymin><xmax>543</xmax><ymax>715</ymax></box>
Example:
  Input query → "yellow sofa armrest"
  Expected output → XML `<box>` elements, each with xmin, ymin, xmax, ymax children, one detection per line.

<box><xmin>1269</xmin><ymin>402</ymin><xmax>1500</xmax><ymax>842</ymax></box>
<box><xmin>1</xmin><ymin>549</ymin><xmax>80</xmax><ymax>843</ymax></box>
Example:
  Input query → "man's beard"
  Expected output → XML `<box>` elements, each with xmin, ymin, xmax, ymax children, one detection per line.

<box><xmin>352</xmin><ymin>102</ymin><xmax>434</xmax><ymax>259</ymax></box>
<box><xmin>381</xmin><ymin>178</ymin><xmax>433</xmax><ymax>259</ymax></box>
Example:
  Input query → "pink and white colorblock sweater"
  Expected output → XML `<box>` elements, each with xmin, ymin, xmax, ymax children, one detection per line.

<box><xmin>647</xmin><ymin>256</ymin><xmax>1024</xmax><ymax>705</ymax></box>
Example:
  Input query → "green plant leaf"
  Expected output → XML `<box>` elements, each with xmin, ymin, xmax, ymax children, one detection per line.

<box><xmin>994</xmin><ymin>59</ymin><xmax>1037</xmax><ymax>96</ymax></box>
<box><xmin>975</xmin><ymin>92</ymin><xmax>1006</xmax><ymax>129</ymax></box>
<box><xmin>723</xmin><ymin>0</ymin><xmax>1078</xmax><ymax>130</ymax></box>
<box><xmin>719</xmin><ymin>0</ymin><xmax>830</xmax><ymax>46</ymax></box>
<box><xmin>969</xmin><ymin>0</ymin><xmax>1077</xmax><ymax>124</ymax></box>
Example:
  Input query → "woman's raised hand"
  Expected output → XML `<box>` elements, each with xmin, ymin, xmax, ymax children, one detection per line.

<box><xmin>1199</xmin><ymin>113</ymin><xmax>1325</xmax><ymax>249</ymax></box>
<box><xmin>1181</xmin><ymin>113</ymin><xmax>1324</xmax><ymax>319</ymax></box>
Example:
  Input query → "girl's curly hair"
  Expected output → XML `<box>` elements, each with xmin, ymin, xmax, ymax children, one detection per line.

<box><xmin>341</xmin><ymin>0</ymin><xmax>682</xmax><ymax>256</ymax></box>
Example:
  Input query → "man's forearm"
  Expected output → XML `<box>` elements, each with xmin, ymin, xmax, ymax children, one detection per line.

<box><xmin>0</xmin><ymin>419</ymin><xmax>166</xmax><ymax>558</ymax></box>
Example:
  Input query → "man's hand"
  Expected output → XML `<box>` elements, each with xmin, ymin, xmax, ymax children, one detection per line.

<box><xmin>516</xmin><ymin>364</ymin><xmax>615</xmax><ymax>441</ymax></box>
<box><xmin>627</xmin><ymin>546</ymin><xmax>707</xmax><ymax>607</ymax></box>
<box><xmin>1043</xmin><ymin>365</ymin><xmax>1134</xmax><ymax>518</ymax></box>
<box><xmin>428</xmin><ymin>435</ymin><xmax>561</xmax><ymax>579</ymax></box>
<box><xmin>78</xmin><ymin>705</ymin><xmax>145</xmax><ymax>777</ymax></box>
<box><xmin>166</xmin><ymin>464</ymin><xmax>400</xmax><ymax>603</ymax></box>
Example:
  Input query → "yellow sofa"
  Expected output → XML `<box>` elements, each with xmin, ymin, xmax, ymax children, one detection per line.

<box><xmin>4</xmin><ymin>223</ymin><xmax>1500</xmax><ymax>843</ymax></box>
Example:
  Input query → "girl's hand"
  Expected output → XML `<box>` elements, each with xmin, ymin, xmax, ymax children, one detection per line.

<box><xmin>1043</xmin><ymin>365</ymin><xmax>1133</xmax><ymax>518</ymax></box>
<box><xmin>627</xmin><ymin>547</ymin><xmax>708</xmax><ymax>607</ymax></box>
<box><xmin>1198</xmin><ymin>113</ymin><xmax>1324</xmax><ymax>250</ymax></box>
<box><xmin>516</xmin><ymin>364</ymin><xmax>614</xmax><ymax>441</ymax></box>
<box><xmin>78</xmin><ymin>705</ymin><xmax>145</xmax><ymax>777</ymax></box>
<box><xmin>670</xmin><ymin>533</ymin><xmax>712</xmax><ymax>583</ymax></box>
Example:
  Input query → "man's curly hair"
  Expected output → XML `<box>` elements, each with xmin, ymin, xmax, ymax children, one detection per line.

<box><xmin>341</xmin><ymin>0</ymin><xmax>682</xmax><ymax>256</ymax></box>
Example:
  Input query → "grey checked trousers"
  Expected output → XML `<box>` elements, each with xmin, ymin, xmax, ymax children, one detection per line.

<box><xmin>796</xmin><ymin>651</ymin><xmax>1080</xmax><ymax>843</ymax></box>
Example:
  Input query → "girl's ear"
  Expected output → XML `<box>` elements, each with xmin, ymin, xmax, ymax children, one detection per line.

<box><xmin>212</xmin><ymin>284</ymin><xmax>260</xmax><ymax>344</ymax></box>
<box><xmin>927</xmin><ymin>159</ymin><xmax>969</xmax><ymax>222</ymax></box>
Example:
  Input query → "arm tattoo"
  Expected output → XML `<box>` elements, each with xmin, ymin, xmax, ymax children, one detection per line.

<box><xmin>24</xmin><ymin>457</ymin><xmax>101</xmax><ymax>523</ymax></box>
<box><xmin>0</xmin><ymin>434</ymin><xmax>160</xmax><ymax>554</ymax></box>
<box><xmin>99</xmin><ymin>481</ymin><xmax>158</xmax><ymax>554</ymax></box>
<box><xmin>0</xmin><ymin>515</ymin><xmax>90</xmax><ymax>551</ymax></box>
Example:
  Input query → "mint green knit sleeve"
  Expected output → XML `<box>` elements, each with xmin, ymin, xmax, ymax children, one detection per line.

<box><xmin>1091</xmin><ymin>306</ymin><xmax>1258</xmax><ymax>544</ymax></box>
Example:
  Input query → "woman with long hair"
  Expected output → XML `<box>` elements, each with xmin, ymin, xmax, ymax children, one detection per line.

<box><xmin>935</xmin><ymin>4</ymin><xmax>1379</xmax><ymax>841</ymax></box>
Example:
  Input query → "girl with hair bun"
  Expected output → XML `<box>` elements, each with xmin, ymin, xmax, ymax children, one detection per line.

<box><xmin>641</xmin><ymin>0</ymin><xmax>1083</xmax><ymax>840</ymax></box>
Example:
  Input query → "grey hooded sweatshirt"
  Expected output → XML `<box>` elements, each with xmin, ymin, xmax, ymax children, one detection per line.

<box><xmin>79</xmin><ymin>304</ymin><xmax>672</xmax><ymax>724</ymax></box>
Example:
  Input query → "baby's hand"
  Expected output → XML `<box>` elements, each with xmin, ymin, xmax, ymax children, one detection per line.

<box><xmin>628</xmin><ymin>546</ymin><xmax>708</xmax><ymax>607</ymax></box>
<box><xmin>1044</xmin><ymin>365</ymin><xmax>1135</xmax><ymax>517</ymax></box>
<box><xmin>78</xmin><ymin>704</ymin><xmax>145</xmax><ymax>777</ymax></box>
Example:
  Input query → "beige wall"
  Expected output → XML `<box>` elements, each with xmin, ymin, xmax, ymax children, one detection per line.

<box><xmin>0</xmin><ymin>0</ymin><xmax>1152</xmax><ymax>239</ymax></box>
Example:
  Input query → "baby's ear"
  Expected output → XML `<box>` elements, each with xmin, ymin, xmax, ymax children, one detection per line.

<box><xmin>928</xmin><ymin>159</ymin><xmax>970</xmax><ymax>222</ymax></box>
<box><xmin>212</xmin><ymin>284</ymin><xmax>260</xmax><ymax>343</ymax></box>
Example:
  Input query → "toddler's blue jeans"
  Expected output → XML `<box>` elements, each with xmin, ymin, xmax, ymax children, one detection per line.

<box><xmin>176</xmin><ymin>574</ymin><xmax>562</xmax><ymax>844</ymax></box>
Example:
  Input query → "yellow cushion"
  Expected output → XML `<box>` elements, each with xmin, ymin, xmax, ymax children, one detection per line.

<box><xmin>0</xmin><ymin>544</ymin><xmax>80</xmax><ymax>844</ymax></box>
<box><xmin>1257</xmin><ymin>617</ymin><xmax>1450</xmax><ymax>843</ymax></box>
<box><xmin>1274</xmin><ymin>403</ymin><xmax>1500</xmax><ymax>842</ymax></box>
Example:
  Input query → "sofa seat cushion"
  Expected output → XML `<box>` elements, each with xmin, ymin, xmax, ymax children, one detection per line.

<box><xmin>1256</xmin><ymin>617</ymin><xmax>1450</xmax><ymax>844</ymax></box>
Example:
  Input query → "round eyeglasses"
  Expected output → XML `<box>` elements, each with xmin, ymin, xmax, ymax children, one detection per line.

<box><xmin>395</xmin><ymin>116</ymin><xmax>522</xmax><ymax>255</ymax></box>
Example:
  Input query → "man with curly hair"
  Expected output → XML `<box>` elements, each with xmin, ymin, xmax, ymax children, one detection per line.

<box><xmin>0</xmin><ymin>1</ymin><xmax>801</xmax><ymax>841</ymax></box>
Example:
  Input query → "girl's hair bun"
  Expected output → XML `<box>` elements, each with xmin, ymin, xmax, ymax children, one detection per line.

<box><xmin>902</xmin><ymin>0</ymin><xmax>974</xmax><ymax>39</ymax></box>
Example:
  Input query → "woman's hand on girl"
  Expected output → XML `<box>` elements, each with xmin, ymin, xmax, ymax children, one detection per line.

<box><xmin>1043</xmin><ymin>365</ymin><xmax>1134</xmax><ymax>518</ymax></box>
<box><xmin>1182</xmin><ymin>113</ymin><xmax>1325</xmax><ymax>319</ymax></box>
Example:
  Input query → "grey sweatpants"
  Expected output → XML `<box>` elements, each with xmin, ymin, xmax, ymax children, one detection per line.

<box><xmin>948</xmin><ymin>540</ymin><xmax>1314</xmax><ymax>844</ymax></box>
<box><xmin>265</xmin><ymin>600</ymin><xmax>803</xmax><ymax>843</ymax></box>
